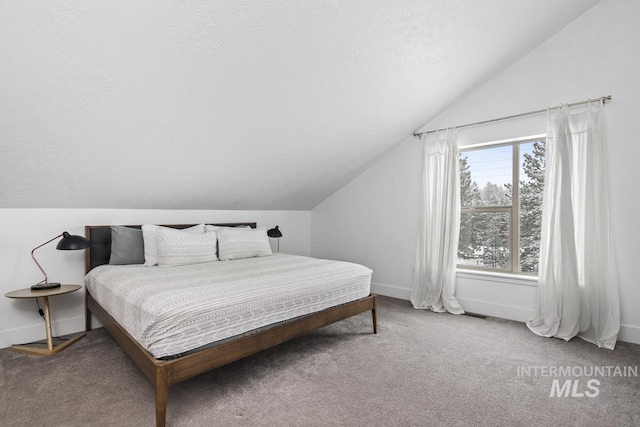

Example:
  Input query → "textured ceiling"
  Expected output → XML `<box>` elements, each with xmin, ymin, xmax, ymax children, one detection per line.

<box><xmin>0</xmin><ymin>0</ymin><xmax>599</xmax><ymax>210</ymax></box>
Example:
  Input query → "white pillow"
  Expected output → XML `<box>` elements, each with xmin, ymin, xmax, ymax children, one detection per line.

<box><xmin>141</xmin><ymin>224</ymin><xmax>205</xmax><ymax>266</ymax></box>
<box><xmin>217</xmin><ymin>227</ymin><xmax>272</xmax><ymax>261</ymax></box>
<box><xmin>204</xmin><ymin>224</ymin><xmax>251</xmax><ymax>233</ymax></box>
<box><xmin>156</xmin><ymin>227</ymin><xmax>218</xmax><ymax>267</ymax></box>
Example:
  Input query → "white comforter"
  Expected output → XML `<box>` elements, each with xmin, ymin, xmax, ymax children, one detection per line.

<box><xmin>85</xmin><ymin>253</ymin><xmax>372</xmax><ymax>358</ymax></box>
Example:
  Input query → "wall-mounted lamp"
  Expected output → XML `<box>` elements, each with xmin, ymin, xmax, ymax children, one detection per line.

<box><xmin>31</xmin><ymin>232</ymin><xmax>91</xmax><ymax>290</ymax></box>
<box><xmin>267</xmin><ymin>226</ymin><xmax>283</xmax><ymax>253</ymax></box>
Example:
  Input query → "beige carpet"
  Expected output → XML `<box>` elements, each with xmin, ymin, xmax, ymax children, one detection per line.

<box><xmin>1</xmin><ymin>296</ymin><xmax>639</xmax><ymax>426</ymax></box>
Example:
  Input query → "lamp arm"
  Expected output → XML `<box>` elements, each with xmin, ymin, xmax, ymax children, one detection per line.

<box><xmin>31</xmin><ymin>233</ymin><xmax>63</xmax><ymax>284</ymax></box>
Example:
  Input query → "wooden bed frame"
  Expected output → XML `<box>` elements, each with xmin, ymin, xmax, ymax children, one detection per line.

<box><xmin>84</xmin><ymin>223</ymin><xmax>377</xmax><ymax>427</ymax></box>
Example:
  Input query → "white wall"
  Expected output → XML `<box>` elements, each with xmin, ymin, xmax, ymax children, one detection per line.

<box><xmin>0</xmin><ymin>209</ymin><xmax>310</xmax><ymax>349</ymax></box>
<box><xmin>311</xmin><ymin>0</ymin><xmax>640</xmax><ymax>344</ymax></box>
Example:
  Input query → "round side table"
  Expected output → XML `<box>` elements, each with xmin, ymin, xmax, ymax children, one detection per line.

<box><xmin>5</xmin><ymin>284</ymin><xmax>86</xmax><ymax>356</ymax></box>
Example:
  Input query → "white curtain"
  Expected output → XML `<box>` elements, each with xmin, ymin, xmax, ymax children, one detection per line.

<box><xmin>411</xmin><ymin>129</ymin><xmax>464</xmax><ymax>314</ymax></box>
<box><xmin>527</xmin><ymin>103</ymin><xmax>620</xmax><ymax>349</ymax></box>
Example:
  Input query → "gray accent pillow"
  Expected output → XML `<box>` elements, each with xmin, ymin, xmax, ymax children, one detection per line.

<box><xmin>109</xmin><ymin>226</ymin><xmax>145</xmax><ymax>265</ymax></box>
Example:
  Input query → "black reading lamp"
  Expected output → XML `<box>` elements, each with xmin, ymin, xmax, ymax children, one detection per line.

<box><xmin>31</xmin><ymin>232</ymin><xmax>91</xmax><ymax>290</ymax></box>
<box><xmin>267</xmin><ymin>226</ymin><xmax>283</xmax><ymax>252</ymax></box>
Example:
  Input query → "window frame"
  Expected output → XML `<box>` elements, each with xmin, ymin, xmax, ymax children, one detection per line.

<box><xmin>457</xmin><ymin>134</ymin><xmax>545</xmax><ymax>276</ymax></box>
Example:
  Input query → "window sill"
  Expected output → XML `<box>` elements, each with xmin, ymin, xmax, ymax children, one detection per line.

<box><xmin>456</xmin><ymin>269</ymin><xmax>538</xmax><ymax>287</ymax></box>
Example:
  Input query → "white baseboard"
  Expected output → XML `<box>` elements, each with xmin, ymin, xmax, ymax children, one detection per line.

<box><xmin>619</xmin><ymin>323</ymin><xmax>640</xmax><ymax>346</ymax></box>
<box><xmin>0</xmin><ymin>315</ymin><xmax>86</xmax><ymax>350</ymax></box>
<box><xmin>370</xmin><ymin>282</ymin><xmax>411</xmax><ymax>301</ymax></box>
<box><xmin>456</xmin><ymin>296</ymin><xmax>537</xmax><ymax>323</ymax></box>
<box><xmin>369</xmin><ymin>282</ymin><xmax>537</xmax><ymax>322</ymax></box>
<box><xmin>456</xmin><ymin>297</ymin><xmax>640</xmax><ymax>345</ymax></box>
<box><xmin>370</xmin><ymin>282</ymin><xmax>640</xmax><ymax>345</ymax></box>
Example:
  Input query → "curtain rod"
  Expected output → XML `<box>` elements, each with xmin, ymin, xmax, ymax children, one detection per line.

<box><xmin>413</xmin><ymin>95</ymin><xmax>612</xmax><ymax>139</ymax></box>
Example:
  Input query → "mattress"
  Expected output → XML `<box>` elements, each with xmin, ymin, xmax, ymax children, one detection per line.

<box><xmin>85</xmin><ymin>253</ymin><xmax>372</xmax><ymax>358</ymax></box>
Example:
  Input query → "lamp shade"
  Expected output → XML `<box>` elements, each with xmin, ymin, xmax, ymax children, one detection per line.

<box><xmin>56</xmin><ymin>232</ymin><xmax>91</xmax><ymax>250</ymax></box>
<box><xmin>267</xmin><ymin>226</ymin><xmax>282</xmax><ymax>238</ymax></box>
<box><xmin>31</xmin><ymin>231</ymin><xmax>91</xmax><ymax>290</ymax></box>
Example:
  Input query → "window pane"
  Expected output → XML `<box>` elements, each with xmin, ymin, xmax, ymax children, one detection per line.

<box><xmin>519</xmin><ymin>140</ymin><xmax>546</xmax><ymax>273</ymax></box>
<box><xmin>458</xmin><ymin>211</ymin><xmax>510</xmax><ymax>270</ymax></box>
<box><xmin>460</xmin><ymin>146</ymin><xmax>512</xmax><ymax>208</ymax></box>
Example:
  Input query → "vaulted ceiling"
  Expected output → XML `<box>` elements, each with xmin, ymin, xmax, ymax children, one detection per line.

<box><xmin>0</xmin><ymin>0</ymin><xmax>600</xmax><ymax>210</ymax></box>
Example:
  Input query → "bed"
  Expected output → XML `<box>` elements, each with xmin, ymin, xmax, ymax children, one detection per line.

<box><xmin>84</xmin><ymin>223</ymin><xmax>377</xmax><ymax>427</ymax></box>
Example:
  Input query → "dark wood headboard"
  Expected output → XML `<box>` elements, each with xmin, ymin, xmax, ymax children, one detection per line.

<box><xmin>84</xmin><ymin>223</ymin><xmax>257</xmax><ymax>273</ymax></box>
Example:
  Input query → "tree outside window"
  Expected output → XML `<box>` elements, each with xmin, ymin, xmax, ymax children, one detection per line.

<box><xmin>458</xmin><ymin>139</ymin><xmax>545</xmax><ymax>274</ymax></box>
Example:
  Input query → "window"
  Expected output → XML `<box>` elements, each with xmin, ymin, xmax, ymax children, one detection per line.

<box><xmin>457</xmin><ymin>137</ymin><xmax>545</xmax><ymax>274</ymax></box>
